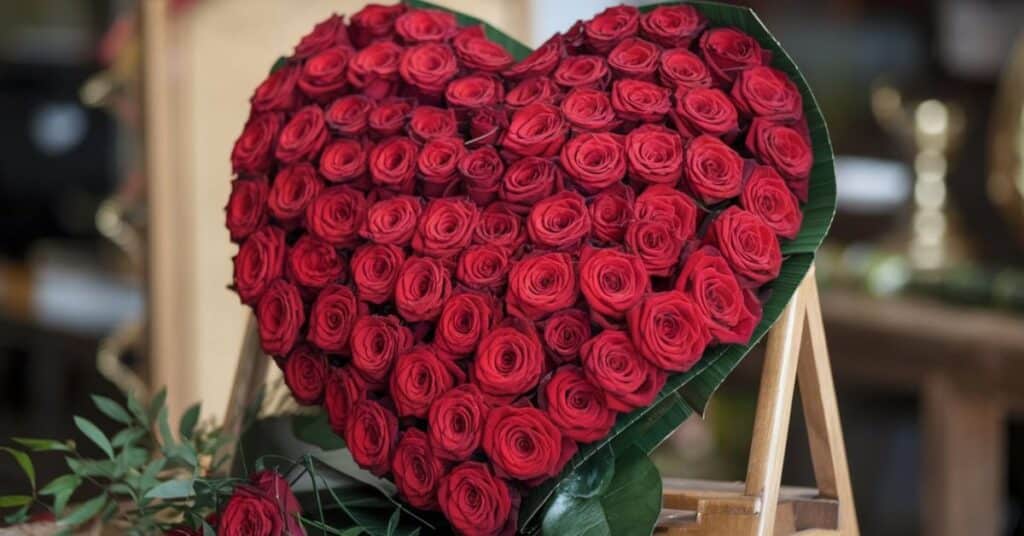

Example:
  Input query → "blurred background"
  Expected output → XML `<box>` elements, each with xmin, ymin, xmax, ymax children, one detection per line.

<box><xmin>0</xmin><ymin>0</ymin><xmax>1022</xmax><ymax>534</ymax></box>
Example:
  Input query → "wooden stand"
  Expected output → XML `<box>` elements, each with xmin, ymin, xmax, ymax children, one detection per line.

<box><xmin>658</xmin><ymin>267</ymin><xmax>859</xmax><ymax>535</ymax></box>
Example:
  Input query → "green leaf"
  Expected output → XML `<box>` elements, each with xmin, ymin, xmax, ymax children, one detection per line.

<box><xmin>292</xmin><ymin>412</ymin><xmax>345</xmax><ymax>451</ymax></box>
<box><xmin>66</xmin><ymin>457</ymin><xmax>117</xmax><ymax>479</ymax></box>
<box><xmin>149</xmin><ymin>388</ymin><xmax>168</xmax><ymax>424</ymax></box>
<box><xmin>40</xmin><ymin>474</ymin><xmax>81</xmax><ymax>496</ymax></box>
<box><xmin>59</xmin><ymin>493</ymin><xmax>107</xmax><ymax>527</ymax></box>
<box><xmin>386</xmin><ymin>509</ymin><xmax>400</xmax><ymax>536</ymax></box>
<box><xmin>91</xmin><ymin>395</ymin><xmax>133</xmax><ymax>425</ymax></box>
<box><xmin>202</xmin><ymin>521</ymin><xmax>216</xmax><ymax>536</ymax></box>
<box><xmin>12</xmin><ymin>437</ymin><xmax>72</xmax><ymax>453</ymax></box>
<box><xmin>157</xmin><ymin>406</ymin><xmax>176</xmax><ymax>451</ymax></box>
<box><xmin>53</xmin><ymin>487</ymin><xmax>74</xmax><ymax>516</ymax></box>
<box><xmin>558</xmin><ymin>447</ymin><xmax>615</xmax><ymax>499</ymax></box>
<box><xmin>270</xmin><ymin>56</ymin><xmax>289</xmax><ymax>74</ymax></box>
<box><xmin>0</xmin><ymin>495</ymin><xmax>31</xmax><ymax>508</ymax></box>
<box><xmin>111</xmin><ymin>427</ymin><xmax>147</xmax><ymax>449</ymax></box>
<box><xmin>144</xmin><ymin>479</ymin><xmax>195</xmax><ymax>500</ymax></box>
<box><xmin>179</xmin><ymin>403</ymin><xmax>202</xmax><ymax>441</ymax></box>
<box><xmin>73</xmin><ymin>416</ymin><xmax>114</xmax><ymax>460</ymax></box>
<box><xmin>341</xmin><ymin>528</ymin><xmax>366</xmax><ymax>536</ymax></box>
<box><xmin>3</xmin><ymin>503</ymin><xmax>29</xmax><ymax>524</ymax></box>
<box><xmin>126</xmin><ymin>391</ymin><xmax>149</xmax><ymax>425</ymax></box>
<box><xmin>0</xmin><ymin>447</ymin><xmax>35</xmax><ymax>492</ymax></box>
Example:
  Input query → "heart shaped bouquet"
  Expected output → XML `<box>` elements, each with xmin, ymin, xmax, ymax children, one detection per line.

<box><xmin>225</xmin><ymin>1</ymin><xmax>834</xmax><ymax>534</ymax></box>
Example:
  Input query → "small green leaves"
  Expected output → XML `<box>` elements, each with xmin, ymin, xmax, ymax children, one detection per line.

<box><xmin>40</xmin><ymin>474</ymin><xmax>81</xmax><ymax>496</ymax></box>
<box><xmin>74</xmin><ymin>416</ymin><xmax>114</xmax><ymax>459</ymax></box>
<box><xmin>92</xmin><ymin>395</ymin><xmax>133</xmax><ymax>425</ymax></box>
<box><xmin>0</xmin><ymin>495</ymin><xmax>31</xmax><ymax>508</ymax></box>
<box><xmin>180</xmin><ymin>403</ymin><xmax>202</xmax><ymax>440</ymax></box>
<box><xmin>0</xmin><ymin>447</ymin><xmax>35</xmax><ymax>492</ymax></box>
<box><xmin>12</xmin><ymin>437</ymin><xmax>72</xmax><ymax>453</ymax></box>
<box><xmin>60</xmin><ymin>493</ymin><xmax>107</xmax><ymax>528</ymax></box>
<box><xmin>145</xmin><ymin>479</ymin><xmax>195</xmax><ymax>500</ymax></box>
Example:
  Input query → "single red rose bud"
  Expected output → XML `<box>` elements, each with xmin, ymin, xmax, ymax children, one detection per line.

<box><xmin>360</xmin><ymin>195</ymin><xmax>422</xmax><ymax>246</ymax></box>
<box><xmin>561</xmin><ymin>88</ymin><xmax>618</xmax><ymax>132</ymax></box>
<box><xmin>625</xmin><ymin>218</ymin><xmax>685</xmax><ymax>277</ymax></box>
<box><xmin>256</xmin><ymin>279</ymin><xmax>305</xmax><ymax>356</ymax></box>
<box><xmin>395</xmin><ymin>8</ymin><xmax>458</xmax><ymax>44</ymax></box>
<box><xmin>505</xmin><ymin>76</ymin><xmax>562</xmax><ymax>109</ymax></box>
<box><xmin>390</xmin><ymin>346</ymin><xmax>459</xmax><ymax>418</ymax></box>
<box><xmin>500</xmin><ymin>103</ymin><xmax>567</xmax><ymax>158</ymax></box>
<box><xmin>392</xmin><ymin>428</ymin><xmax>446</xmax><ymax>510</ymax></box>
<box><xmin>560</xmin><ymin>132</ymin><xmax>627</xmax><ymax>193</ymax></box>
<box><xmin>589</xmin><ymin>183</ymin><xmax>635</xmax><ymax>244</ymax></box>
<box><xmin>474</xmin><ymin>202</ymin><xmax>525</xmax><ymax>251</ymax></box>
<box><xmin>659</xmin><ymin>48</ymin><xmax>713</xmax><ymax>90</ymax></box>
<box><xmin>625</xmin><ymin>123</ymin><xmax>685</xmax><ymax>187</ymax></box>
<box><xmin>542</xmin><ymin>366</ymin><xmax>617</xmax><ymax>443</ymax></box>
<box><xmin>678</xmin><ymin>245</ymin><xmax>761</xmax><ymax>345</ymax></box>
<box><xmin>417</xmin><ymin>137</ymin><xmax>466</xmax><ymax>197</ymax></box>
<box><xmin>456</xmin><ymin>245</ymin><xmax>511</xmax><ymax>291</ymax></box>
<box><xmin>579</xmin><ymin>247</ymin><xmax>649</xmax><ymax>325</ymax></box>
<box><xmin>731</xmin><ymin>66</ymin><xmax>803</xmax><ymax>123</ymax></box>
<box><xmin>500</xmin><ymin>156</ymin><xmax>562</xmax><ymax>207</ymax></box>
<box><xmin>345</xmin><ymin>399</ymin><xmax>399</xmax><ymax>477</ymax></box>
<box><xmin>325</xmin><ymin>94</ymin><xmax>373</xmax><ymax>136</ymax></box>
<box><xmin>611</xmin><ymin>79</ymin><xmax>671</xmax><ymax>122</ymax></box>
<box><xmin>526</xmin><ymin>191</ymin><xmax>592</xmax><ymax>251</ymax></box>
<box><xmin>683</xmin><ymin>134</ymin><xmax>745</xmax><ymax>205</ymax></box>
<box><xmin>350</xmin><ymin>3</ymin><xmax>406</xmax><ymax>48</ymax></box>
<box><xmin>584</xmin><ymin>5</ymin><xmax>640</xmax><ymax>53</ymax></box>
<box><xmin>319</xmin><ymin>138</ymin><xmax>368</xmax><ymax>183</ymax></box>
<box><xmin>503</xmin><ymin>34</ymin><xmax>563</xmax><ymax>80</ymax></box>
<box><xmin>699</xmin><ymin>27</ymin><xmax>769</xmax><ymax>84</ymax></box>
<box><xmin>268</xmin><ymin>163</ymin><xmax>323</xmax><ymax>223</ymax></box>
<box><xmin>541</xmin><ymin>309</ymin><xmax>591</xmax><ymax>363</ymax></box>
<box><xmin>233</xmin><ymin>226</ymin><xmax>286</xmax><ymax>305</ymax></box>
<box><xmin>704</xmin><ymin>206</ymin><xmax>782</xmax><ymax>287</ymax></box>
<box><xmin>435</xmin><ymin>291</ymin><xmax>502</xmax><ymax>357</ymax></box>
<box><xmin>472</xmin><ymin>324</ymin><xmax>545</xmax><ymax>399</ymax></box>
<box><xmin>368</xmin><ymin>97</ymin><xmax>414</xmax><ymax>138</ymax></box>
<box><xmin>553</xmin><ymin>55</ymin><xmax>611</xmax><ymax>90</ymax></box>
<box><xmin>741</xmin><ymin>165</ymin><xmax>803</xmax><ymax>240</ymax></box>
<box><xmin>635</xmin><ymin>185</ymin><xmax>700</xmax><ymax>241</ymax></box>
<box><xmin>445</xmin><ymin>73</ymin><xmax>504</xmax><ymax>110</ymax></box>
<box><xmin>294</xmin><ymin>13</ymin><xmax>350</xmax><ymax>59</ymax></box>
<box><xmin>672</xmin><ymin>87</ymin><xmax>739</xmax><ymax>141</ymax></box>
<box><xmin>218</xmin><ymin>486</ymin><xmax>284</xmax><ymax>536</ymax></box>
<box><xmin>400</xmin><ymin>43</ymin><xmax>458</xmax><ymax>96</ymax></box>
<box><xmin>347</xmin><ymin>41</ymin><xmax>404</xmax><ymax>100</ymax></box>
<box><xmin>458</xmin><ymin>146</ymin><xmax>504</xmax><ymax>205</ymax></box>
<box><xmin>369</xmin><ymin>136</ymin><xmax>418</xmax><ymax>194</ymax></box>
<box><xmin>412</xmin><ymin>197</ymin><xmax>479</xmax><ymax>259</ymax></box>
<box><xmin>350</xmin><ymin>315</ymin><xmax>413</xmax><ymax>384</ymax></box>
<box><xmin>468</xmin><ymin>107</ymin><xmax>507</xmax><ymax>147</ymax></box>
<box><xmin>351</xmin><ymin>243</ymin><xmax>405</xmax><ymax>304</ymax></box>
<box><xmin>299</xmin><ymin>46</ymin><xmax>354</xmax><ymax>102</ymax></box>
<box><xmin>324</xmin><ymin>366</ymin><xmax>366</xmax><ymax>434</ymax></box>
<box><xmin>225</xmin><ymin>178</ymin><xmax>269</xmax><ymax>242</ymax></box>
<box><xmin>395</xmin><ymin>256</ymin><xmax>452</xmax><ymax>322</ymax></box>
<box><xmin>627</xmin><ymin>290</ymin><xmax>710</xmax><ymax>373</ymax></box>
<box><xmin>640</xmin><ymin>4</ymin><xmax>706</xmax><ymax>49</ymax></box>
<box><xmin>286</xmin><ymin>235</ymin><xmax>343</xmax><ymax>289</ymax></box>
<box><xmin>507</xmin><ymin>252</ymin><xmax>578</xmax><ymax>320</ymax></box>
<box><xmin>453</xmin><ymin>26</ymin><xmax>514</xmax><ymax>72</ymax></box>
<box><xmin>745</xmin><ymin>118</ymin><xmax>812</xmax><ymax>201</ymax></box>
<box><xmin>282</xmin><ymin>345</ymin><xmax>328</xmax><ymax>406</ymax></box>
<box><xmin>307</xmin><ymin>284</ymin><xmax>360</xmax><ymax>353</ymax></box>
<box><xmin>305</xmin><ymin>185</ymin><xmax>367</xmax><ymax>247</ymax></box>
<box><xmin>483</xmin><ymin>405</ymin><xmax>574</xmax><ymax>483</ymax></box>
<box><xmin>607</xmin><ymin>37</ymin><xmax>660</xmax><ymax>80</ymax></box>
<box><xmin>231</xmin><ymin>113</ymin><xmax>283</xmax><ymax>175</ymax></box>
<box><xmin>409</xmin><ymin>106</ymin><xmax>458</xmax><ymax>142</ymax></box>
<box><xmin>275</xmin><ymin>105</ymin><xmax>328</xmax><ymax>165</ymax></box>
<box><xmin>429</xmin><ymin>384</ymin><xmax>489</xmax><ymax>461</ymax></box>
<box><xmin>437</xmin><ymin>462</ymin><xmax>514</xmax><ymax>536</ymax></box>
<box><xmin>581</xmin><ymin>329</ymin><xmax>666</xmax><ymax>412</ymax></box>
<box><xmin>251</xmin><ymin>65</ymin><xmax>300</xmax><ymax>113</ymax></box>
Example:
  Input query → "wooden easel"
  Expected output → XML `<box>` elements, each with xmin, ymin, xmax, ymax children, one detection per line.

<box><xmin>220</xmin><ymin>266</ymin><xmax>859</xmax><ymax>535</ymax></box>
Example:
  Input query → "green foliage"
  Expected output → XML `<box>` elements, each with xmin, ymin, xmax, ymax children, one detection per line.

<box><xmin>293</xmin><ymin>412</ymin><xmax>346</xmax><ymax>451</ymax></box>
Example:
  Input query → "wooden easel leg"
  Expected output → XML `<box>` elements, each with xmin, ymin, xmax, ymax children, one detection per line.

<box><xmin>214</xmin><ymin>314</ymin><xmax>268</xmax><ymax>475</ymax></box>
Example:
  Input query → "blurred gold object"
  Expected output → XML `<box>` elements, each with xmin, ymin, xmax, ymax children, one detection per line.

<box><xmin>988</xmin><ymin>32</ymin><xmax>1024</xmax><ymax>245</ymax></box>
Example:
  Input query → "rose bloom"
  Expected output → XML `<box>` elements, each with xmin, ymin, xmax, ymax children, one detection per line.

<box><xmin>299</xmin><ymin>46</ymin><xmax>353</xmax><ymax>102</ymax></box>
<box><xmin>233</xmin><ymin>226</ymin><xmax>286</xmax><ymax>305</ymax></box>
<box><xmin>409</xmin><ymin>106</ymin><xmax>458</xmax><ymax>142</ymax></box>
<box><xmin>390</xmin><ymin>346</ymin><xmax>459</xmax><ymax>418</ymax></box>
<box><xmin>368</xmin><ymin>98</ymin><xmax>413</xmax><ymax>138</ymax></box>
<box><xmin>584</xmin><ymin>5</ymin><xmax>640</xmax><ymax>53</ymax></box>
<box><xmin>325</xmin><ymin>94</ymin><xmax>372</xmax><ymax>136</ymax></box>
<box><xmin>560</xmin><ymin>132</ymin><xmax>627</xmax><ymax>193</ymax></box>
<box><xmin>579</xmin><ymin>247</ymin><xmax>649</xmax><ymax>324</ymax></box>
<box><xmin>351</xmin><ymin>243</ymin><xmax>405</xmax><ymax>303</ymax></box>
<box><xmin>527</xmin><ymin>191</ymin><xmax>592</xmax><ymax>250</ymax></box>
<box><xmin>349</xmin><ymin>3</ymin><xmax>405</xmax><ymax>47</ymax></box>
<box><xmin>634</xmin><ymin>185</ymin><xmax>699</xmax><ymax>240</ymax></box>
<box><xmin>741</xmin><ymin>165</ymin><xmax>803</xmax><ymax>239</ymax></box>
<box><xmin>251</xmin><ymin>66</ymin><xmax>300</xmax><ymax>113</ymax></box>
<box><xmin>659</xmin><ymin>48</ymin><xmax>713</xmax><ymax>90</ymax></box>
<box><xmin>369</xmin><ymin>136</ymin><xmax>418</xmax><ymax>193</ymax></box>
<box><xmin>500</xmin><ymin>103</ymin><xmax>567</xmax><ymax>158</ymax></box>
<box><xmin>503</xmin><ymin>33</ymin><xmax>563</xmax><ymax>79</ymax></box>
<box><xmin>471</xmin><ymin>325</ymin><xmax>545</xmax><ymax>399</ymax></box>
<box><xmin>732</xmin><ymin>66</ymin><xmax>803</xmax><ymax>122</ymax></box>
<box><xmin>505</xmin><ymin>76</ymin><xmax>561</xmax><ymax>109</ymax></box>
<box><xmin>672</xmin><ymin>87</ymin><xmax>739</xmax><ymax>140</ymax></box>
<box><xmin>412</xmin><ymin>197</ymin><xmax>479</xmax><ymax>258</ymax></box>
<box><xmin>625</xmin><ymin>219</ymin><xmax>685</xmax><ymax>277</ymax></box>
<box><xmin>699</xmin><ymin>27</ymin><xmax>768</xmax><ymax>83</ymax></box>
<box><xmin>640</xmin><ymin>4</ymin><xmax>706</xmax><ymax>48</ymax></box>
<box><xmin>453</xmin><ymin>26</ymin><xmax>514</xmax><ymax>72</ymax></box>
<box><xmin>581</xmin><ymin>329</ymin><xmax>666</xmax><ymax>412</ymax></box>
<box><xmin>627</xmin><ymin>290</ymin><xmax>710</xmax><ymax>373</ymax></box>
<box><xmin>282</xmin><ymin>345</ymin><xmax>328</xmax><ymax>406</ymax></box>
<box><xmin>217</xmin><ymin>486</ymin><xmax>285</xmax><ymax>536</ymax></box>
<box><xmin>256</xmin><ymin>279</ymin><xmax>304</xmax><ymax>356</ymax></box>
<box><xmin>275</xmin><ymin>105</ymin><xmax>328</xmax><ymax>165</ymax></box>
<box><xmin>225</xmin><ymin>178</ymin><xmax>268</xmax><ymax>242</ymax></box>
<box><xmin>417</xmin><ymin>137</ymin><xmax>466</xmax><ymax>197</ymax></box>
<box><xmin>294</xmin><ymin>13</ymin><xmax>349</xmax><ymax>58</ymax></box>
<box><xmin>589</xmin><ymin>184</ymin><xmax>635</xmax><ymax>244</ymax></box>
<box><xmin>319</xmin><ymin>138</ymin><xmax>368</xmax><ymax>183</ymax></box>
<box><xmin>678</xmin><ymin>245</ymin><xmax>761</xmax><ymax>345</ymax></box>
<box><xmin>474</xmin><ymin>203</ymin><xmax>526</xmax><ymax>251</ymax></box>
<box><xmin>456</xmin><ymin>245</ymin><xmax>511</xmax><ymax>290</ymax></box>
<box><xmin>347</xmin><ymin>41</ymin><xmax>404</xmax><ymax>99</ymax></box>
<box><xmin>268</xmin><ymin>163</ymin><xmax>322</xmax><ymax>223</ymax></box>
<box><xmin>249</xmin><ymin>470</ymin><xmax>305</xmax><ymax>536</ymax></box>
<box><xmin>392</xmin><ymin>428</ymin><xmax>446</xmax><ymax>510</ymax></box>
<box><xmin>445</xmin><ymin>73</ymin><xmax>504</xmax><ymax>110</ymax></box>
<box><xmin>350</xmin><ymin>314</ymin><xmax>413</xmax><ymax>384</ymax></box>
<box><xmin>745</xmin><ymin>118</ymin><xmax>813</xmax><ymax>201</ymax></box>
<box><xmin>506</xmin><ymin>252</ymin><xmax>578</xmax><ymax>320</ymax></box>
<box><xmin>458</xmin><ymin>146</ymin><xmax>504</xmax><ymax>203</ymax></box>
<box><xmin>231</xmin><ymin>113</ymin><xmax>282</xmax><ymax>175</ymax></box>
<box><xmin>286</xmin><ymin>235</ymin><xmax>343</xmax><ymax>289</ymax></box>
<box><xmin>684</xmin><ymin>134</ymin><xmax>745</xmax><ymax>205</ymax></box>
<box><xmin>360</xmin><ymin>195</ymin><xmax>422</xmax><ymax>246</ymax></box>
<box><xmin>625</xmin><ymin>124</ymin><xmax>684</xmax><ymax>186</ymax></box>
<box><xmin>305</xmin><ymin>185</ymin><xmax>367</xmax><ymax>247</ymax></box>
<box><xmin>611</xmin><ymin>79</ymin><xmax>671</xmax><ymax>122</ymax></box>
<box><xmin>429</xmin><ymin>384</ymin><xmax>489</xmax><ymax>461</ymax></box>
<box><xmin>500</xmin><ymin>156</ymin><xmax>562</xmax><ymax>206</ymax></box>
<box><xmin>435</xmin><ymin>291</ymin><xmax>501</xmax><ymax>356</ymax></box>
<box><xmin>483</xmin><ymin>406</ymin><xmax>573</xmax><ymax>483</ymax></box>
<box><xmin>307</xmin><ymin>284</ymin><xmax>360</xmax><ymax>353</ymax></box>
<box><xmin>543</xmin><ymin>366</ymin><xmax>617</xmax><ymax>443</ymax></box>
<box><xmin>607</xmin><ymin>37</ymin><xmax>660</xmax><ymax>79</ymax></box>
<box><xmin>437</xmin><ymin>462</ymin><xmax>514</xmax><ymax>536</ymax></box>
<box><xmin>468</xmin><ymin>107</ymin><xmax>507</xmax><ymax>146</ymax></box>
<box><xmin>561</xmin><ymin>88</ymin><xmax>618</xmax><ymax>132</ymax></box>
<box><xmin>345</xmin><ymin>399</ymin><xmax>399</xmax><ymax>476</ymax></box>
<box><xmin>395</xmin><ymin>8</ymin><xmax>457</xmax><ymax>43</ymax></box>
<box><xmin>541</xmin><ymin>309</ymin><xmax>591</xmax><ymax>363</ymax></box>
<box><xmin>324</xmin><ymin>366</ymin><xmax>366</xmax><ymax>434</ymax></box>
<box><xmin>395</xmin><ymin>256</ymin><xmax>452</xmax><ymax>322</ymax></box>
<box><xmin>704</xmin><ymin>206</ymin><xmax>782</xmax><ymax>287</ymax></box>
<box><xmin>400</xmin><ymin>43</ymin><xmax>458</xmax><ymax>96</ymax></box>
<box><xmin>553</xmin><ymin>55</ymin><xmax>611</xmax><ymax>89</ymax></box>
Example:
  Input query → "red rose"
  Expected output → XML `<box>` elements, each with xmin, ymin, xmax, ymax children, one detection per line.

<box><xmin>627</xmin><ymin>290</ymin><xmax>710</xmax><ymax>373</ymax></box>
<box><xmin>611</xmin><ymin>79</ymin><xmax>671</xmax><ymax>122</ymax></box>
<box><xmin>584</xmin><ymin>5</ymin><xmax>640</xmax><ymax>53</ymax></box>
<box><xmin>251</xmin><ymin>65</ymin><xmax>300</xmax><ymax>113</ymax></box>
<box><xmin>226</xmin><ymin>178</ymin><xmax>269</xmax><ymax>242</ymax></box>
<box><xmin>459</xmin><ymin>146</ymin><xmax>504</xmax><ymax>204</ymax></box>
<box><xmin>684</xmin><ymin>134</ymin><xmax>745</xmax><ymax>205</ymax></box>
<box><xmin>505</xmin><ymin>76</ymin><xmax>561</xmax><ymax>109</ymax></box>
<box><xmin>579</xmin><ymin>247</ymin><xmax>649</xmax><ymax>325</ymax></box>
<box><xmin>294</xmin><ymin>14</ymin><xmax>349</xmax><ymax>59</ymax></box>
<box><xmin>506</xmin><ymin>252</ymin><xmax>578</xmax><ymax>320</ymax></box>
<box><xmin>217</xmin><ymin>486</ymin><xmax>284</xmax><ymax>536</ymax></box>
<box><xmin>527</xmin><ymin>191</ymin><xmax>592</xmax><ymax>250</ymax></box>
<box><xmin>634</xmin><ymin>185</ymin><xmax>699</xmax><ymax>240</ymax></box>
<box><xmin>541</xmin><ymin>309</ymin><xmax>591</xmax><ymax>363</ymax></box>
<box><xmin>392</xmin><ymin>428</ymin><xmax>445</xmax><ymax>510</ymax></box>
<box><xmin>400</xmin><ymin>43</ymin><xmax>458</xmax><ymax>96</ymax></box>
<box><xmin>319</xmin><ymin>138</ymin><xmax>368</xmax><ymax>183</ymax></box>
<box><xmin>677</xmin><ymin>246</ymin><xmax>761</xmax><ymax>344</ymax></box>
<box><xmin>503</xmin><ymin>34</ymin><xmax>563</xmax><ymax>79</ymax></box>
<box><xmin>231</xmin><ymin>113</ymin><xmax>282</xmax><ymax>175</ymax></box>
<box><xmin>453</xmin><ymin>26</ymin><xmax>514</xmax><ymax>72</ymax></box>
<box><xmin>369</xmin><ymin>136</ymin><xmax>418</xmax><ymax>193</ymax></box>
<box><xmin>345</xmin><ymin>399</ymin><xmax>399</xmax><ymax>476</ymax></box>
<box><xmin>745</xmin><ymin>118</ymin><xmax>812</xmax><ymax>201</ymax></box>
<box><xmin>468</xmin><ymin>107</ymin><xmax>507</xmax><ymax>146</ymax></box>
<box><xmin>395</xmin><ymin>8</ymin><xmax>457</xmax><ymax>44</ymax></box>
<box><xmin>306</xmin><ymin>185</ymin><xmax>367</xmax><ymax>247</ymax></box>
<box><xmin>542</xmin><ymin>366</ymin><xmax>616</xmax><ymax>443</ymax></box>
<box><xmin>471</xmin><ymin>325</ymin><xmax>544</xmax><ymax>399</ymax></box>
<box><xmin>283</xmin><ymin>345</ymin><xmax>327</xmax><ymax>405</ymax></box>
<box><xmin>732</xmin><ymin>66</ymin><xmax>803</xmax><ymax>123</ymax></box>
<box><xmin>250</xmin><ymin>470</ymin><xmax>304</xmax><ymax>536</ymax></box>
<box><xmin>275</xmin><ymin>105</ymin><xmax>328</xmax><ymax>165</ymax></box>
<box><xmin>475</xmin><ymin>202</ymin><xmax>525</xmax><ymax>250</ymax></box>
<box><xmin>368</xmin><ymin>97</ymin><xmax>413</xmax><ymax>138</ymax></box>
<box><xmin>553</xmin><ymin>55</ymin><xmax>611</xmax><ymax>89</ymax></box>
<box><xmin>483</xmin><ymin>406</ymin><xmax>574</xmax><ymax>483</ymax></box>
<box><xmin>395</xmin><ymin>256</ymin><xmax>452</xmax><ymax>322</ymax></box>
<box><xmin>561</xmin><ymin>88</ymin><xmax>618</xmax><ymax>132</ymax></box>
<box><xmin>286</xmin><ymin>235</ymin><xmax>343</xmax><ymax>289</ymax></box>
<box><xmin>351</xmin><ymin>243</ymin><xmax>405</xmax><ymax>303</ymax></box>
<box><xmin>233</xmin><ymin>226</ymin><xmax>286</xmax><ymax>305</ymax></box>
<box><xmin>672</xmin><ymin>87</ymin><xmax>739</xmax><ymax>140</ymax></box>
<box><xmin>324</xmin><ymin>366</ymin><xmax>366</xmax><ymax>434</ymax></box>
<box><xmin>350</xmin><ymin>3</ymin><xmax>405</xmax><ymax>48</ymax></box>
<box><xmin>256</xmin><ymin>279</ymin><xmax>304</xmax><ymax>356</ymax></box>
<box><xmin>437</xmin><ymin>462</ymin><xmax>514</xmax><ymax>536</ymax></box>
<box><xmin>390</xmin><ymin>346</ymin><xmax>458</xmax><ymax>418</ymax></box>
<box><xmin>589</xmin><ymin>184</ymin><xmax>634</xmax><ymax>243</ymax></box>
<box><xmin>436</xmin><ymin>291</ymin><xmax>501</xmax><ymax>357</ymax></box>
<box><xmin>417</xmin><ymin>137</ymin><xmax>466</xmax><ymax>197</ymax></box>
<box><xmin>445</xmin><ymin>73</ymin><xmax>504</xmax><ymax>110</ymax></box>
<box><xmin>360</xmin><ymin>195</ymin><xmax>422</xmax><ymax>246</ymax></box>
<box><xmin>500</xmin><ymin>156</ymin><xmax>562</xmax><ymax>206</ymax></box>
<box><xmin>625</xmin><ymin>219</ymin><xmax>684</xmax><ymax>277</ymax></box>
<box><xmin>641</xmin><ymin>5</ymin><xmax>706</xmax><ymax>48</ymax></box>
<box><xmin>625</xmin><ymin>123</ymin><xmax>684</xmax><ymax>186</ymax></box>
<box><xmin>347</xmin><ymin>41</ymin><xmax>404</xmax><ymax>100</ymax></box>
<box><xmin>429</xmin><ymin>384</ymin><xmax>489</xmax><ymax>461</ymax></box>
<box><xmin>659</xmin><ymin>48</ymin><xmax>712</xmax><ymax>90</ymax></box>
<box><xmin>325</xmin><ymin>94</ymin><xmax>373</xmax><ymax>136</ymax></box>
<box><xmin>560</xmin><ymin>132</ymin><xmax>626</xmax><ymax>193</ymax></box>
<box><xmin>409</xmin><ymin>106</ymin><xmax>458</xmax><ymax>142</ymax></box>
<box><xmin>412</xmin><ymin>197</ymin><xmax>479</xmax><ymax>258</ymax></box>
<box><xmin>698</xmin><ymin>27</ymin><xmax>768</xmax><ymax>84</ymax></box>
<box><xmin>581</xmin><ymin>329</ymin><xmax>666</xmax><ymax>412</ymax></box>
<box><xmin>268</xmin><ymin>163</ymin><xmax>323</xmax><ymax>222</ymax></box>
<box><xmin>704</xmin><ymin>206</ymin><xmax>782</xmax><ymax>287</ymax></box>
<box><xmin>350</xmin><ymin>315</ymin><xmax>413</xmax><ymax>384</ymax></box>
<box><xmin>299</xmin><ymin>46</ymin><xmax>353</xmax><ymax>102</ymax></box>
<box><xmin>501</xmin><ymin>103</ymin><xmax>567</xmax><ymax>158</ymax></box>
<box><xmin>307</xmin><ymin>284</ymin><xmax>360</xmax><ymax>353</ymax></box>
<box><xmin>456</xmin><ymin>245</ymin><xmax>510</xmax><ymax>291</ymax></box>
<box><xmin>607</xmin><ymin>37</ymin><xmax>660</xmax><ymax>79</ymax></box>
<box><xmin>740</xmin><ymin>165</ymin><xmax>803</xmax><ymax>239</ymax></box>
